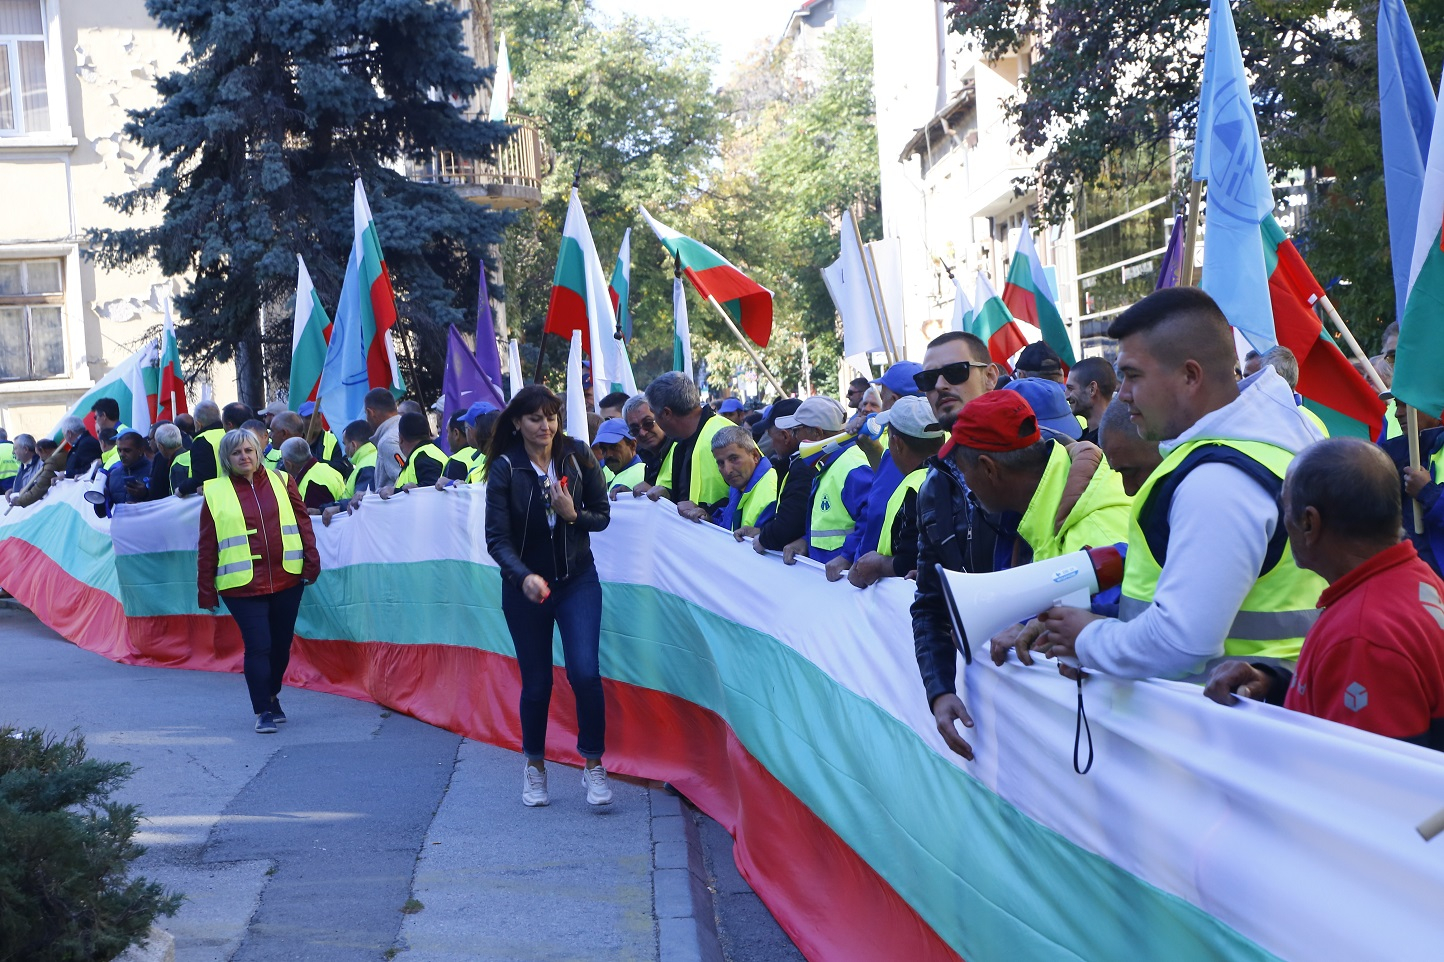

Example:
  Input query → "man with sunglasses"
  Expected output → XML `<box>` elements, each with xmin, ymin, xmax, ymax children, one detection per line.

<box><xmin>621</xmin><ymin>394</ymin><xmax>671</xmax><ymax>497</ymax></box>
<box><xmin>910</xmin><ymin>331</ymin><xmax>1002</xmax><ymax>760</ymax></box>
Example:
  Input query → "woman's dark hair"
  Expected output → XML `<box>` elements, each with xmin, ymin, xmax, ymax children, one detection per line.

<box><xmin>483</xmin><ymin>385</ymin><xmax>568</xmax><ymax>479</ymax></box>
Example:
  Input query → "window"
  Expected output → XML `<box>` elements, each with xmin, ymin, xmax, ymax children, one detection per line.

<box><xmin>0</xmin><ymin>0</ymin><xmax>49</xmax><ymax>136</ymax></box>
<box><xmin>0</xmin><ymin>259</ymin><xmax>64</xmax><ymax>380</ymax></box>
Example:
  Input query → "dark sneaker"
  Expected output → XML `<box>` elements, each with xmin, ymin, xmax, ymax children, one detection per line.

<box><xmin>255</xmin><ymin>712</ymin><xmax>279</xmax><ymax>734</ymax></box>
<box><xmin>270</xmin><ymin>698</ymin><xmax>287</xmax><ymax>723</ymax></box>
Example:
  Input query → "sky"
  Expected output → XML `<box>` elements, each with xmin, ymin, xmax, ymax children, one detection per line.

<box><xmin>589</xmin><ymin>0</ymin><xmax>797</xmax><ymax>81</ymax></box>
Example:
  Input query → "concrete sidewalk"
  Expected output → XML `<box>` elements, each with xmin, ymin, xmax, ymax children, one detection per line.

<box><xmin>0</xmin><ymin>606</ymin><xmax>729</xmax><ymax>962</ymax></box>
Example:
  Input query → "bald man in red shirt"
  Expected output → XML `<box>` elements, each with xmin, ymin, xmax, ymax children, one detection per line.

<box><xmin>1206</xmin><ymin>437</ymin><xmax>1444</xmax><ymax>750</ymax></box>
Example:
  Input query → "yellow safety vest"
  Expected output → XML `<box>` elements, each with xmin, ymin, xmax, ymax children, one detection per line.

<box><xmin>101</xmin><ymin>447</ymin><xmax>120</xmax><ymax>467</ymax></box>
<box><xmin>397</xmin><ymin>443</ymin><xmax>447</xmax><ymax>486</ymax></box>
<box><xmin>657</xmin><ymin>416</ymin><xmax>731</xmax><ymax>505</ymax></box>
<box><xmin>344</xmin><ymin>443</ymin><xmax>377</xmax><ymax>498</ymax></box>
<box><xmin>1383</xmin><ymin>398</ymin><xmax>1403</xmax><ymax>440</ymax></box>
<box><xmin>1121</xmin><ymin>438</ymin><xmax>1326</xmax><ymax>661</ymax></box>
<box><xmin>203</xmin><ymin>469</ymin><xmax>304</xmax><ymax>591</ymax></box>
<box><xmin>446</xmin><ymin>445</ymin><xmax>480</xmax><ymax>476</ymax></box>
<box><xmin>299</xmin><ymin>460</ymin><xmax>346</xmax><ymax>503</ymax></box>
<box><xmin>466</xmin><ymin>453</ymin><xmax>491</xmax><ymax>484</ymax></box>
<box><xmin>263</xmin><ymin>447</ymin><xmax>282</xmax><ymax>469</ymax></box>
<box><xmin>608</xmin><ymin>459</ymin><xmax>646</xmax><ymax>492</ymax></box>
<box><xmin>191</xmin><ymin>428</ymin><xmax>226</xmax><ymax>478</ymax></box>
<box><xmin>1301</xmin><ymin>405</ymin><xmax>1330</xmax><ymax>438</ymax></box>
<box><xmin>877</xmin><ymin>467</ymin><xmax>926</xmax><ymax>557</ymax></box>
<box><xmin>0</xmin><ymin>441</ymin><xmax>17</xmax><ymax>483</ymax></box>
<box><xmin>809</xmin><ymin>443</ymin><xmax>871</xmax><ymax>553</ymax></box>
<box><xmin>734</xmin><ymin>464</ymin><xmax>777</xmax><ymax>529</ymax></box>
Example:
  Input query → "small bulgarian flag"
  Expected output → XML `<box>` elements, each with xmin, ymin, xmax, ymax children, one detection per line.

<box><xmin>354</xmin><ymin>181</ymin><xmax>405</xmax><ymax>395</ymax></box>
<box><xmin>1002</xmin><ymin>215</ymin><xmax>1076</xmax><ymax>367</ymax></box>
<box><xmin>289</xmin><ymin>254</ymin><xmax>332</xmax><ymax>410</ymax></box>
<box><xmin>640</xmin><ymin>206</ymin><xmax>773</xmax><ymax>348</ymax></box>
<box><xmin>1260</xmin><ymin>216</ymin><xmax>1385</xmax><ymax>438</ymax></box>
<box><xmin>609</xmin><ymin>227</ymin><xmax>632</xmax><ymax>342</ymax></box>
<box><xmin>544</xmin><ymin>188</ymin><xmax>614</xmax><ymax>392</ymax></box>
<box><xmin>968</xmin><ymin>272</ymin><xmax>1030</xmax><ymax>372</ymax></box>
<box><xmin>157</xmin><ymin>298</ymin><xmax>188</xmax><ymax>421</ymax></box>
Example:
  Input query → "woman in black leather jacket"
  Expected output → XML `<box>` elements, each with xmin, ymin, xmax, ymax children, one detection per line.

<box><xmin>483</xmin><ymin>386</ymin><xmax>612</xmax><ymax>808</ymax></box>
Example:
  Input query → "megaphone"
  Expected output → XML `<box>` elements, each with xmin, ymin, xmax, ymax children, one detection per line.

<box><xmin>935</xmin><ymin>546</ymin><xmax>1123</xmax><ymax>664</ymax></box>
<box><xmin>797</xmin><ymin>431</ymin><xmax>852</xmax><ymax>460</ymax></box>
<box><xmin>83</xmin><ymin>468</ymin><xmax>109</xmax><ymax>506</ymax></box>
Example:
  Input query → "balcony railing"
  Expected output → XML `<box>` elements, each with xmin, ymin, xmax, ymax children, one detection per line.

<box><xmin>409</xmin><ymin>115</ymin><xmax>550</xmax><ymax>209</ymax></box>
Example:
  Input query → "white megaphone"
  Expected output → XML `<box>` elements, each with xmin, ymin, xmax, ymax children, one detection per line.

<box><xmin>935</xmin><ymin>546</ymin><xmax>1123</xmax><ymax>664</ymax></box>
<box><xmin>83</xmin><ymin>465</ymin><xmax>110</xmax><ymax>505</ymax></box>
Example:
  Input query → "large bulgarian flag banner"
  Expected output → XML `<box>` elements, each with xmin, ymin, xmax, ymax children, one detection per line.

<box><xmin>641</xmin><ymin>206</ymin><xmax>773</xmax><ymax>348</ymax></box>
<box><xmin>4</xmin><ymin>485</ymin><xmax>1444</xmax><ymax>962</ymax></box>
<box><xmin>62</xmin><ymin>341</ymin><xmax>157</xmax><ymax>438</ymax></box>
<box><xmin>289</xmin><ymin>254</ymin><xmax>332</xmax><ymax>410</ymax></box>
<box><xmin>544</xmin><ymin>188</ymin><xmax>613</xmax><ymax>391</ymax></box>
<box><xmin>1396</xmin><ymin>58</ymin><xmax>1444</xmax><ymax>420</ymax></box>
<box><xmin>156</xmin><ymin>299</ymin><xmax>187</xmax><ymax>422</ymax></box>
<box><xmin>1002</xmin><ymin>215</ymin><xmax>1076</xmax><ymax>366</ymax></box>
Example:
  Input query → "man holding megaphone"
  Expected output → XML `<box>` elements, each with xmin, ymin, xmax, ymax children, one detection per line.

<box><xmin>1031</xmin><ymin>287</ymin><xmax>1326</xmax><ymax>680</ymax></box>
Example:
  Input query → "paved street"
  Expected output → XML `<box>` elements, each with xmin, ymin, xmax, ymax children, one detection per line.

<box><xmin>0</xmin><ymin>606</ymin><xmax>800</xmax><ymax>962</ymax></box>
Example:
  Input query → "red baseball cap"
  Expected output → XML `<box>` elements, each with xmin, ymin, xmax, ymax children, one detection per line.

<box><xmin>940</xmin><ymin>390</ymin><xmax>1041</xmax><ymax>458</ymax></box>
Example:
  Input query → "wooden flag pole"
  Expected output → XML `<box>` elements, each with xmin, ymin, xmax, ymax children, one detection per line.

<box><xmin>864</xmin><ymin>241</ymin><xmax>904</xmax><ymax>364</ymax></box>
<box><xmin>1181</xmin><ymin>180</ymin><xmax>1203</xmax><ymax>287</ymax></box>
<box><xmin>848</xmin><ymin>212</ymin><xmax>897</xmax><ymax>365</ymax></box>
<box><xmin>1407</xmin><ymin>404</ymin><xmax>1427</xmax><ymax>531</ymax></box>
<box><xmin>705</xmin><ymin>295</ymin><xmax>786</xmax><ymax>396</ymax></box>
<box><xmin>1315</xmin><ymin>295</ymin><xmax>1391</xmax><ymax>397</ymax></box>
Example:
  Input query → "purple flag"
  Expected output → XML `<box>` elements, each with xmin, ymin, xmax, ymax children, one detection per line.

<box><xmin>440</xmin><ymin>324</ymin><xmax>504</xmax><ymax>455</ymax></box>
<box><xmin>1155</xmin><ymin>213</ymin><xmax>1186</xmax><ymax>290</ymax></box>
<box><xmin>475</xmin><ymin>264</ymin><xmax>505</xmax><ymax>392</ymax></box>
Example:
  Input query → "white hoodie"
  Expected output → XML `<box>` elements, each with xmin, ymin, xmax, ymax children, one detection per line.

<box><xmin>1075</xmin><ymin>368</ymin><xmax>1325</xmax><ymax>679</ymax></box>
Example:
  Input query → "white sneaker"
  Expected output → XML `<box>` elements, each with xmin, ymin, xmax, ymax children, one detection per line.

<box><xmin>522</xmin><ymin>763</ymin><xmax>549</xmax><ymax>807</ymax></box>
<box><xmin>583</xmin><ymin>763</ymin><xmax>613</xmax><ymax>806</ymax></box>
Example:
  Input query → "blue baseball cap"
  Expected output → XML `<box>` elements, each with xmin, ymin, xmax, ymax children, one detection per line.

<box><xmin>1003</xmin><ymin>377</ymin><xmax>1081</xmax><ymax>440</ymax></box>
<box><xmin>461</xmin><ymin>401</ymin><xmax>498</xmax><ymax>425</ymax></box>
<box><xmin>298</xmin><ymin>401</ymin><xmax>316</xmax><ymax>417</ymax></box>
<box><xmin>718</xmin><ymin>397</ymin><xmax>745</xmax><ymax>413</ymax></box>
<box><xmin>593</xmin><ymin>417</ymin><xmax>631</xmax><ymax>445</ymax></box>
<box><xmin>872</xmin><ymin>361</ymin><xmax>924</xmax><ymax>398</ymax></box>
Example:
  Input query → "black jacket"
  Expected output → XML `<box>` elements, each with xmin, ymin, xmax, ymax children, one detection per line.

<box><xmin>910</xmin><ymin>456</ymin><xmax>999</xmax><ymax>706</ymax></box>
<box><xmin>64</xmin><ymin>431</ymin><xmax>101</xmax><ymax>478</ymax></box>
<box><xmin>485</xmin><ymin>437</ymin><xmax>610</xmax><ymax>589</ymax></box>
<box><xmin>757</xmin><ymin>452</ymin><xmax>815</xmax><ymax>550</ymax></box>
<box><xmin>177</xmin><ymin>421</ymin><xmax>223</xmax><ymax>495</ymax></box>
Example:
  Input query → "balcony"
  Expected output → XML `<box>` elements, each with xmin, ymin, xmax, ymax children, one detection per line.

<box><xmin>409</xmin><ymin>115</ymin><xmax>550</xmax><ymax>210</ymax></box>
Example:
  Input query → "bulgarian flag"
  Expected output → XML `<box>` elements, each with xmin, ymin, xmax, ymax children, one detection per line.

<box><xmin>640</xmin><ymin>206</ymin><xmax>773</xmax><ymax>348</ymax></box>
<box><xmin>968</xmin><ymin>272</ymin><xmax>1030</xmax><ymax>372</ymax></box>
<box><xmin>352</xmin><ymin>179</ymin><xmax>404</xmax><ymax>395</ymax></box>
<box><xmin>1396</xmin><ymin>72</ymin><xmax>1444</xmax><ymax>421</ymax></box>
<box><xmin>609</xmin><ymin>227</ymin><xmax>632</xmax><ymax>342</ymax></box>
<box><xmin>157</xmin><ymin>298</ymin><xmax>188</xmax><ymax>421</ymax></box>
<box><xmin>1261</xmin><ymin>216</ymin><xmax>1385</xmax><ymax>437</ymax></box>
<box><xmin>289</xmin><ymin>254</ymin><xmax>332</xmax><ymax>410</ymax></box>
<box><xmin>949</xmin><ymin>274</ymin><xmax>974</xmax><ymax>333</ymax></box>
<box><xmin>1002</xmin><ymin>215</ymin><xmax>1076</xmax><ymax>367</ymax></box>
<box><xmin>544</xmin><ymin>188</ymin><xmax>613</xmax><ymax>392</ymax></box>
<box><xmin>63</xmin><ymin>341</ymin><xmax>157</xmax><ymax>439</ymax></box>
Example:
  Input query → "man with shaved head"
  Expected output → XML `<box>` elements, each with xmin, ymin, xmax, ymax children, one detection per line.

<box><xmin>1206</xmin><ymin>438</ymin><xmax>1444</xmax><ymax>751</ymax></box>
<box><xmin>1034</xmin><ymin>287</ymin><xmax>1327</xmax><ymax>680</ymax></box>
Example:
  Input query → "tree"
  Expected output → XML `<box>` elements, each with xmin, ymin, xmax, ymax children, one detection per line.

<box><xmin>90</xmin><ymin>0</ymin><xmax>514</xmax><ymax>406</ymax></box>
<box><xmin>946</xmin><ymin>0</ymin><xmax>1444</xmax><ymax>348</ymax></box>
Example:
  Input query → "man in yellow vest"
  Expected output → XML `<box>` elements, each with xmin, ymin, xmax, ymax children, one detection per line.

<box><xmin>711</xmin><ymin>425</ymin><xmax>776</xmax><ymax>531</ymax></box>
<box><xmin>340</xmin><ymin>420</ymin><xmax>377</xmax><ymax>499</ymax></box>
<box><xmin>775</xmin><ymin>396</ymin><xmax>874</xmax><ymax>565</ymax></box>
<box><xmin>443</xmin><ymin>412</ymin><xmax>482</xmax><ymax>481</ymax></box>
<box><xmin>267</xmin><ymin>411</ymin><xmax>305</xmax><ymax>470</ymax></box>
<box><xmin>643</xmin><ymin>372</ymin><xmax>731</xmax><ymax>522</ymax></box>
<box><xmin>0</xmin><ymin>429</ymin><xmax>19</xmax><ymax>493</ymax></box>
<box><xmin>99</xmin><ymin>428</ymin><xmax>120</xmax><ymax>468</ymax></box>
<box><xmin>279</xmin><ymin>436</ymin><xmax>345</xmax><ymax>511</ymax></box>
<box><xmin>177</xmin><ymin>399</ymin><xmax>226</xmax><ymax>495</ymax></box>
<box><xmin>840</xmin><ymin>395</ymin><xmax>946</xmax><ymax>587</ymax></box>
<box><xmin>382</xmin><ymin>412</ymin><xmax>446</xmax><ymax>495</ymax></box>
<box><xmin>592</xmin><ymin>418</ymin><xmax>646</xmax><ymax>496</ymax></box>
<box><xmin>1034</xmin><ymin>287</ymin><xmax>1327</xmax><ymax>679</ymax></box>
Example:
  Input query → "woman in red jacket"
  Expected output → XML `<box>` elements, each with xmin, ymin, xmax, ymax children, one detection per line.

<box><xmin>198</xmin><ymin>429</ymin><xmax>321</xmax><ymax>733</ymax></box>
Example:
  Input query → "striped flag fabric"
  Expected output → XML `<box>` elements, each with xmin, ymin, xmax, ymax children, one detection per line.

<box><xmin>565</xmin><ymin>331</ymin><xmax>588</xmax><ymax>442</ymax></box>
<box><xmin>641</xmin><ymin>206</ymin><xmax>773</xmax><ymax>348</ymax></box>
<box><xmin>1002</xmin><ymin>216</ymin><xmax>1076</xmax><ymax>366</ymax></box>
<box><xmin>1378</xmin><ymin>0</ymin><xmax>1437</xmax><ymax>322</ymax></box>
<box><xmin>949</xmin><ymin>275</ymin><xmax>974</xmax><ymax>333</ymax></box>
<box><xmin>609</xmin><ymin>228</ymin><xmax>632</xmax><ymax>342</ymax></box>
<box><xmin>673</xmin><ymin>273</ymin><xmax>693</xmax><ymax>382</ymax></box>
<box><xmin>289</xmin><ymin>254</ymin><xmax>331</xmax><ymax>411</ymax></box>
<box><xmin>968</xmin><ymin>272</ymin><xmax>1030</xmax><ymax>372</ymax></box>
<box><xmin>62</xmin><ymin>341</ymin><xmax>157</xmax><ymax>439</ymax></box>
<box><xmin>544</xmin><ymin>188</ymin><xmax>613</xmax><ymax>394</ymax></box>
<box><xmin>1395</xmin><ymin>70</ymin><xmax>1444</xmax><ymax>420</ymax></box>
<box><xmin>157</xmin><ymin>298</ymin><xmax>187</xmax><ymax>421</ymax></box>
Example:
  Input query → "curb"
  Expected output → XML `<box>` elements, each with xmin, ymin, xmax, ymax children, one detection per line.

<box><xmin>114</xmin><ymin>926</ymin><xmax>175</xmax><ymax>962</ymax></box>
<box><xmin>651</xmin><ymin>790</ymin><xmax>724</xmax><ymax>962</ymax></box>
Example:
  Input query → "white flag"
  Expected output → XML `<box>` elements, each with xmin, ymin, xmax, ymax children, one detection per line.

<box><xmin>565</xmin><ymin>331</ymin><xmax>589</xmax><ymax>442</ymax></box>
<box><xmin>507</xmin><ymin>338</ymin><xmax>524</xmax><ymax>401</ymax></box>
<box><xmin>673</xmin><ymin>275</ymin><xmax>693</xmax><ymax>383</ymax></box>
<box><xmin>489</xmin><ymin>34</ymin><xmax>514</xmax><ymax>123</ymax></box>
<box><xmin>822</xmin><ymin>209</ymin><xmax>886</xmax><ymax>359</ymax></box>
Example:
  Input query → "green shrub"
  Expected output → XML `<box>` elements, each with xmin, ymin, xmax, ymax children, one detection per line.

<box><xmin>0</xmin><ymin>727</ymin><xmax>181</xmax><ymax>962</ymax></box>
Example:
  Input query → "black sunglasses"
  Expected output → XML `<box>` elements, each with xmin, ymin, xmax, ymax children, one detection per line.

<box><xmin>914</xmin><ymin>361</ymin><xmax>989</xmax><ymax>392</ymax></box>
<box><xmin>627</xmin><ymin>416</ymin><xmax>656</xmax><ymax>438</ymax></box>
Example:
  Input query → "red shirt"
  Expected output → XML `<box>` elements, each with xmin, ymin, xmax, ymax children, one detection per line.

<box><xmin>198</xmin><ymin>471</ymin><xmax>320</xmax><ymax>608</ymax></box>
<box><xmin>1285</xmin><ymin>541</ymin><xmax>1444</xmax><ymax>749</ymax></box>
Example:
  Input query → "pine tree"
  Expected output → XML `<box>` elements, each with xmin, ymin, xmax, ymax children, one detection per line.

<box><xmin>90</xmin><ymin>0</ymin><xmax>514</xmax><ymax>405</ymax></box>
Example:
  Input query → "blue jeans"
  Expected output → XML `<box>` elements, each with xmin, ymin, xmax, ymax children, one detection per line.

<box><xmin>224</xmin><ymin>582</ymin><xmax>304</xmax><ymax>715</ymax></box>
<box><xmin>501</xmin><ymin>565</ymin><xmax>605</xmax><ymax>761</ymax></box>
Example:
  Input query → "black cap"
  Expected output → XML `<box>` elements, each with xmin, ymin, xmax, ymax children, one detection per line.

<box><xmin>1014</xmin><ymin>342</ymin><xmax>1063</xmax><ymax>375</ymax></box>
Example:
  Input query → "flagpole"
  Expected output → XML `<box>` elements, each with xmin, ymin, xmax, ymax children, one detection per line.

<box><xmin>1314</xmin><ymin>294</ymin><xmax>1391</xmax><ymax>397</ymax></box>
<box><xmin>848</xmin><ymin>212</ymin><xmax>897</xmax><ymax>365</ymax></box>
<box><xmin>1181</xmin><ymin>181</ymin><xmax>1203</xmax><ymax>287</ymax></box>
<box><xmin>1407</xmin><ymin>405</ymin><xmax>1427</xmax><ymax>530</ymax></box>
<box><xmin>705</xmin><ymin>295</ymin><xmax>786</xmax><ymax>396</ymax></box>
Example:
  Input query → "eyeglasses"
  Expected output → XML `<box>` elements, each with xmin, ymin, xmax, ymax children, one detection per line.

<box><xmin>914</xmin><ymin>361</ymin><xmax>989</xmax><ymax>392</ymax></box>
<box><xmin>1385</xmin><ymin>350</ymin><xmax>1397</xmax><ymax>365</ymax></box>
<box><xmin>627</xmin><ymin>416</ymin><xmax>656</xmax><ymax>438</ymax></box>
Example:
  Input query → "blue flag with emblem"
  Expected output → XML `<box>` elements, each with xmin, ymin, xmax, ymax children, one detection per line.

<box><xmin>1193</xmin><ymin>0</ymin><xmax>1276</xmax><ymax>349</ymax></box>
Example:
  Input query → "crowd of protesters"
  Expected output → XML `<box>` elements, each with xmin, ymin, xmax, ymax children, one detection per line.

<box><xmin>3</xmin><ymin>287</ymin><xmax>1439</xmax><ymax>798</ymax></box>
